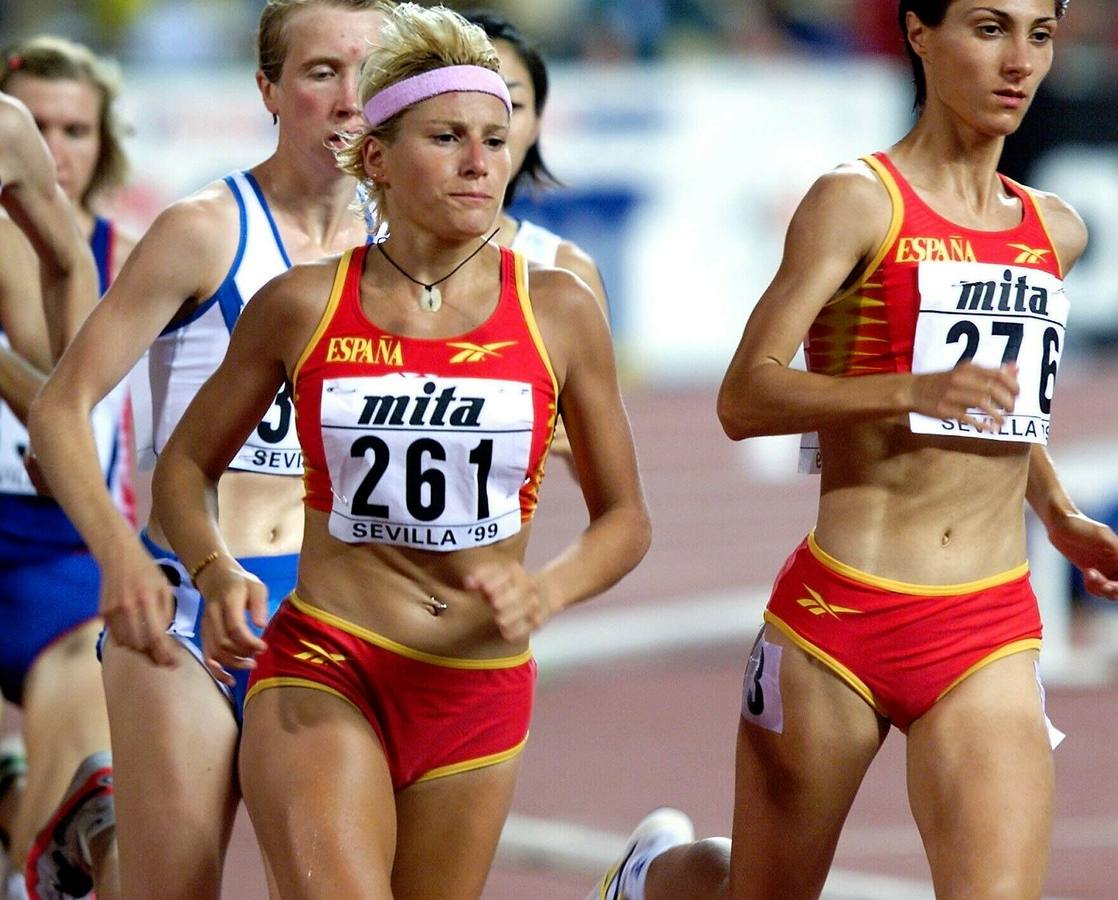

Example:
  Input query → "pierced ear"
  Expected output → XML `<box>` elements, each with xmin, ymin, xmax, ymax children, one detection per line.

<box><xmin>256</xmin><ymin>69</ymin><xmax>279</xmax><ymax>122</ymax></box>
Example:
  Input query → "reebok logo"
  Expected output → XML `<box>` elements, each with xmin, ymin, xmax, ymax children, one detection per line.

<box><xmin>796</xmin><ymin>585</ymin><xmax>863</xmax><ymax>618</ymax></box>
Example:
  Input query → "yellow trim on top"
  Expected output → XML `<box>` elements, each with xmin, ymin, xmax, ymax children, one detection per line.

<box><xmin>827</xmin><ymin>154</ymin><xmax>904</xmax><ymax>307</ymax></box>
<box><xmin>288</xmin><ymin>592</ymin><xmax>532</xmax><ymax>669</ymax></box>
<box><xmin>414</xmin><ymin>734</ymin><xmax>529</xmax><ymax>784</ymax></box>
<box><xmin>936</xmin><ymin>639</ymin><xmax>1042</xmax><ymax>703</ymax></box>
<box><xmin>244</xmin><ymin>676</ymin><xmax>362</xmax><ymax>715</ymax></box>
<box><xmin>807</xmin><ymin>532</ymin><xmax>1029</xmax><ymax>596</ymax></box>
<box><xmin>763</xmin><ymin>611</ymin><xmax>885</xmax><ymax>716</ymax></box>
<box><xmin>512</xmin><ymin>250</ymin><xmax>559</xmax><ymax>401</ymax></box>
<box><xmin>1015</xmin><ymin>181</ymin><xmax>1064</xmax><ymax>279</ymax></box>
<box><xmin>292</xmin><ymin>248</ymin><xmax>353</xmax><ymax>381</ymax></box>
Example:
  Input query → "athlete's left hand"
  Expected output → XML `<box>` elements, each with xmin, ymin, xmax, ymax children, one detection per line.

<box><xmin>1047</xmin><ymin>511</ymin><xmax>1118</xmax><ymax>600</ymax></box>
<box><xmin>465</xmin><ymin>561</ymin><xmax>553</xmax><ymax>641</ymax></box>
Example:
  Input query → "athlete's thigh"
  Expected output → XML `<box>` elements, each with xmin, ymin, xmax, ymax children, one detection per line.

<box><xmin>731</xmin><ymin>625</ymin><xmax>887</xmax><ymax>900</ymax></box>
<box><xmin>101</xmin><ymin>637</ymin><xmax>240</xmax><ymax>900</ymax></box>
<box><xmin>239</xmin><ymin>686</ymin><xmax>396</xmax><ymax>900</ymax></box>
<box><xmin>392</xmin><ymin>756</ymin><xmax>521</xmax><ymax>900</ymax></box>
<box><xmin>906</xmin><ymin>648</ymin><xmax>1052</xmax><ymax>900</ymax></box>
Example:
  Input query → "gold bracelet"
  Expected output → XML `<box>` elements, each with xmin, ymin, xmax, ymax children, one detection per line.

<box><xmin>188</xmin><ymin>551</ymin><xmax>220</xmax><ymax>583</ymax></box>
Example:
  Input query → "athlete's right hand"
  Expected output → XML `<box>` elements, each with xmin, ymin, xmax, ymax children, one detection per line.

<box><xmin>196</xmin><ymin>560</ymin><xmax>268</xmax><ymax>686</ymax></box>
<box><xmin>909</xmin><ymin>362</ymin><xmax>1019</xmax><ymax>430</ymax></box>
<box><xmin>101</xmin><ymin>540</ymin><xmax>179</xmax><ymax>667</ymax></box>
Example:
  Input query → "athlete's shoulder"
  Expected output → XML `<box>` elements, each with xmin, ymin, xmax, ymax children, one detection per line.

<box><xmin>806</xmin><ymin>157</ymin><xmax>893</xmax><ymax>216</ymax></box>
<box><xmin>136</xmin><ymin>178</ymin><xmax>240</xmax><ymax>263</ymax></box>
<box><xmin>250</xmin><ymin>253</ymin><xmax>342</xmax><ymax>318</ymax></box>
<box><xmin>1021</xmin><ymin>184</ymin><xmax>1087</xmax><ymax>268</ymax></box>
<box><xmin>239</xmin><ymin>254</ymin><xmax>344</xmax><ymax>361</ymax></box>
<box><xmin>786</xmin><ymin>157</ymin><xmax>893</xmax><ymax>257</ymax></box>
<box><xmin>524</xmin><ymin>262</ymin><xmax>605</xmax><ymax>351</ymax></box>
<box><xmin>554</xmin><ymin>238</ymin><xmax>599</xmax><ymax>286</ymax></box>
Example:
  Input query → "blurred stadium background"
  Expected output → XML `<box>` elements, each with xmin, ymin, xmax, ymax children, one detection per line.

<box><xmin>3</xmin><ymin>1</ymin><xmax>1118</xmax><ymax>897</ymax></box>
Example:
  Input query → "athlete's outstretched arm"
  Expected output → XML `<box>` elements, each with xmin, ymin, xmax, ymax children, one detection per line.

<box><xmin>716</xmin><ymin>165</ymin><xmax>1019</xmax><ymax>440</ymax></box>
<box><xmin>152</xmin><ymin>263</ymin><xmax>327</xmax><ymax>680</ymax></box>
<box><xmin>0</xmin><ymin>94</ymin><xmax>98</xmax><ymax>358</ymax></box>
<box><xmin>28</xmin><ymin>190</ymin><xmax>239</xmax><ymax>665</ymax></box>
<box><xmin>466</xmin><ymin>268</ymin><xmax>651</xmax><ymax>641</ymax></box>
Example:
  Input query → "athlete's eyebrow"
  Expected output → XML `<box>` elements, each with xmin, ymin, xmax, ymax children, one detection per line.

<box><xmin>422</xmin><ymin>117</ymin><xmax>510</xmax><ymax>133</ymax></box>
<box><xmin>970</xmin><ymin>6</ymin><xmax>1057</xmax><ymax>25</ymax></box>
<box><xmin>299</xmin><ymin>55</ymin><xmax>343</xmax><ymax>70</ymax></box>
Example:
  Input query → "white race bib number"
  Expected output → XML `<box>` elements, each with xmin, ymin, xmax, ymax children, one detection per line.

<box><xmin>230</xmin><ymin>382</ymin><xmax>304</xmax><ymax>475</ymax></box>
<box><xmin>798</xmin><ymin>431</ymin><xmax>821</xmax><ymax>474</ymax></box>
<box><xmin>909</xmin><ymin>262</ymin><xmax>1068</xmax><ymax>444</ymax></box>
<box><xmin>0</xmin><ymin>401</ymin><xmax>33</xmax><ymax>494</ymax></box>
<box><xmin>0</xmin><ymin>334</ymin><xmax>125</xmax><ymax>495</ymax></box>
<box><xmin>321</xmin><ymin>373</ymin><xmax>533</xmax><ymax>550</ymax></box>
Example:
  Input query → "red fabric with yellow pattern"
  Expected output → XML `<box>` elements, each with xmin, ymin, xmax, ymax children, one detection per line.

<box><xmin>805</xmin><ymin>152</ymin><xmax>1063</xmax><ymax>377</ymax></box>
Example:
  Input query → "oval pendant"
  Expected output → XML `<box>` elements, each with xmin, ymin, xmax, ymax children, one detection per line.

<box><xmin>420</xmin><ymin>286</ymin><xmax>442</xmax><ymax>313</ymax></box>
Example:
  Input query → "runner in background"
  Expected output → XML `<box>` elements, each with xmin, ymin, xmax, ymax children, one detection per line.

<box><xmin>0</xmin><ymin>41</ymin><xmax>133</xmax><ymax>895</ymax></box>
<box><xmin>26</xmin><ymin>3</ymin><xmax>386</xmax><ymax>897</ymax></box>
<box><xmin>466</xmin><ymin>10</ymin><xmax>609</xmax><ymax>466</ymax></box>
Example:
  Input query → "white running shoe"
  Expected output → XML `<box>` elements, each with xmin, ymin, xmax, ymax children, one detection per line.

<box><xmin>26</xmin><ymin>753</ymin><xmax>113</xmax><ymax>900</ymax></box>
<box><xmin>587</xmin><ymin>807</ymin><xmax>695</xmax><ymax>900</ymax></box>
<box><xmin>1</xmin><ymin>871</ymin><xmax>27</xmax><ymax>900</ymax></box>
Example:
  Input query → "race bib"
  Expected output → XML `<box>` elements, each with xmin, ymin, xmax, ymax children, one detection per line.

<box><xmin>0</xmin><ymin>401</ymin><xmax>33</xmax><ymax>494</ymax></box>
<box><xmin>0</xmin><ymin>334</ymin><xmax>125</xmax><ymax>495</ymax></box>
<box><xmin>230</xmin><ymin>381</ymin><xmax>304</xmax><ymax>475</ymax></box>
<box><xmin>798</xmin><ymin>431</ymin><xmax>821</xmax><ymax>474</ymax></box>
<box><xmin>321</xmin><ymin>373</ymin><xmax>533</xmax><ymax>550</ymax></box>
<box><xmin>909</xmin><ymin>262</ymin><xmax>1068</xmax><ymax>444</ymax></box>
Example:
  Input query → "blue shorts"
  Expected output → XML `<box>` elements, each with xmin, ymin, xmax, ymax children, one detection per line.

<box><xmin>0</xmin><ymin>547</ymin><xmax>101</xmax><ymax>704</ymax></box>
<box><xmin>0</xmin><ymin>496</ymin><xmax>84</xmax><ymax>565</ymax></box>
<box><xmin>100</xmin><ymin>532</ymin><xmax>296</xmax><ymax>723</ymax></box>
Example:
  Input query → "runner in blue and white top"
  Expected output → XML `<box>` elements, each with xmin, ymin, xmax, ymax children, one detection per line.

<box><xmin>1</xmin><ymin>34</ymin><xmax>139</xmax><ymax>899</ymax></box>
<box><xmin>27</xmin><ymin>4</ymin><xmax>387</xmax><ymax>898</ymax></box>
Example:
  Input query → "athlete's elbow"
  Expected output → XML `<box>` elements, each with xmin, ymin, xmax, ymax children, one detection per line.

<box><xmin>717</xmin><ymin>388</ymin><xmax>763</xmax><ymax>441</ymax></box>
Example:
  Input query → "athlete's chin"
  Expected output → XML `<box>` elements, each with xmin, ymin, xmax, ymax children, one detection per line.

<box><xmin>438</xmin><ymin>210</ymin><xmax>501</xmax><ymax>242</ymax></box>
<box><xmin>976</xmin><ymin>115</ymin><xmax>1027</xmax><ymax>140</ymax></box>
<box><xmin>985</xmin><ymin>106</ymin><xmax>1035</xmax><ymax>137</ymax></box>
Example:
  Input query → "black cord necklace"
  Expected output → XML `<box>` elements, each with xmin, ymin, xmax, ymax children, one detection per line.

<box><xmin>377</xmin><ymin>227</ymin><xmax>501</xmax><ymax>313</ymax></box>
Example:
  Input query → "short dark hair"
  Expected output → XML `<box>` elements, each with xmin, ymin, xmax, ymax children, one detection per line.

<box><xmin>462</xmin><ymin>9</ymin><xmax>561</xmax><ymax>207</ymax></box>
<box><xmin>899</xmin><ymin>0</ymin><xmax>1070</xmax><ymax>109</ymax></box>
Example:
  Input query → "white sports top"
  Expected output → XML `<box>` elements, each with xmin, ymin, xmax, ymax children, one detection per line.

<box><xmin>510</xmin><ymin>219</ymin><xmax>562</xmax><ymax>266</ymax></box>
<box><xmin>147</xmin><ymin>171</ymin><xmax>303</xmax><ymax>476</ymax></box>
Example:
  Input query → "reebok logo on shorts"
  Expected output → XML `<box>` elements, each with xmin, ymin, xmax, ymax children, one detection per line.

<box><xmin>294</xmin><ymin>640</ymin><xmax>347</xmax><ymax>666</ymax></box>
<box><xmin>796</xmin><ymin>585</ymin><xmax>863</xmax><ymax>618</ymax></box>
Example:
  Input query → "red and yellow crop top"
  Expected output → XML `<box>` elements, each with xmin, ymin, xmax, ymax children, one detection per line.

<box><xmin>805</xmin><ymin>152</ymin><xmax>1063</xmax><ymax>377</ymax></box>
<box><xmin>293</xmin><ymin>244</ymin><xmax>557</xmax><ymax>551</ymax></box>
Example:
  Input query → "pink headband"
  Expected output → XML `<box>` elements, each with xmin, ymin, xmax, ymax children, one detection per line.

<box><xmin>363</xmin><ymin>64</ymin><xmax>512</xmax><ymax>127</ymax></box>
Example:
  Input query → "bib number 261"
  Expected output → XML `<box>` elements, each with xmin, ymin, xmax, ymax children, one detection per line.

<box><xmin>349</xmin><ymin>435</ymin><xmax>492</xmax><ymax>522</ymax></box>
